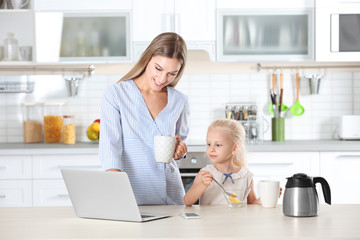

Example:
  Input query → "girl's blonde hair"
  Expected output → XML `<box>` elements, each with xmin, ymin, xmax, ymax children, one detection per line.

<box><xmin>118</xmin><ymin>32</ymin><xmax>187</xmax><ymax>87</ymax></box>
<box><xmin>208</xmin><ymin>119</ymin><xmax>247</xmax><ymax>167</ymax></box>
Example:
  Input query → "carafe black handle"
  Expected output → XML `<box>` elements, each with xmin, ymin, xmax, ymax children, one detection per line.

<box><xmin>314</xmin><ymin>177</ymin><xmax>331</xmax><ymax>205</ymax></box>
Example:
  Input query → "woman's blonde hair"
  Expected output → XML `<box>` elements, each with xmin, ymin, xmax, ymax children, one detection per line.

<box><xmin>118</xmin><ymin>32</ymin><xmax>187</xmax><ymax>87</ymax></box>
<box><xmin>208</xmin><ymin>119</ymin><xmax>247</xmax><ymax>167</ymax></box>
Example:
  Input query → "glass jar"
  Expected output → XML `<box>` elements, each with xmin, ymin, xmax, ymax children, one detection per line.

<box><xmin>249</xmin><ymin>105</ymin><xmax>257</xmax><ymax>119</ymax></box>
<box><xmin>234</xmin><ymin>105</ymin><xmax>242</xmax><ymax>120</ymax></box>
<box><xmin>22</xmin><ymin>103</ymin><xmax>43</xmax><ymax>143</ymax></box>
<box><xmin>43</xmin><ymin>103</ymin><xmax>64</xmax><ymax>143</ymax></box>
<box><xmin>242</xmin><ymin>105</ymin><xmax>249</xmax><ymax>120</ymax></box>
<box><xmin>3</xmin><ymin>32</ymin><xmax>19</xmax><ymax>61</ymax></box>
<box><xmin>225</xmin><ymin>105</ymin><xmax>233</xmax><ymax>119</ymax></box>
<box><xmin>63</xmin><ymin>115</ymin><xmax>75</xmax><ymax>144</ymax></box>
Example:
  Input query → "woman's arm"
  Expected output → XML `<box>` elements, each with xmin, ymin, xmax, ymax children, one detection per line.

<box><xmin>184</xmin><ymin>171</ymin><xmax>213</xmax><ymax>206</ymax></box>
<box><xmin>99</xmin><ymin>85</ymin><xmax>123</xmax><ymax>171</ymax></box>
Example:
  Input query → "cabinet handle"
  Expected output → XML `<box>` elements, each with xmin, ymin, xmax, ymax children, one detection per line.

<box><xmin>0</xmin><ymin>194</ymin><xmax>6</xmax><ymax>198</ymax></box>
<box><xmin>57</xmin><ymin>194</ymin><xmax>69</xmax><ymax>198</ymax></box>
<box><xmin>248</xmin><ymin>163</ymin><xmax>294</xmax><ymax>166</ymax></box>
<box><xmin>57</xmin><ymin>165</ymin><xmax>101</xmax><ymax>169</ymax></box>
<box><xmin>335</xmin><ymin>155</ymin><xmax>360</xmax><ymax>159</ymax></box>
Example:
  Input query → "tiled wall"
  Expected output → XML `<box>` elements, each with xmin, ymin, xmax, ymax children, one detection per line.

<box><xmin>0</xmin><ymin>71</ymin><xmax>359</xmax><ymax>143</ymax></box>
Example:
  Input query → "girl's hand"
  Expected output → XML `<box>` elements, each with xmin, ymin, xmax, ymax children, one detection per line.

<box><xmin>173</xmin><ymin>135</ymin><xmax>187</xmax><ymax>159</ymax></box>
<box><xmin>195</xmin><ymin>170</ymin><xmax>213</xmax><ymax>187</ymax></box>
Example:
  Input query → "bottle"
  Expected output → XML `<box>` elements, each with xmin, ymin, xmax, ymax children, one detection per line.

<box><xmin>3</xmin><ymin>32</ymin><xmax>19</xmax><ymax>61</ymax></box>
<box><xmin>90</xmin><ymin>23</ymin><xmax>101</xmax><ymax>56</ymax></box>
<box><xmin>76</xmin><ymin>23</ymin><xmax>87</xmax><ymax>57</ymax></box>
<box><xmin>22</xmin><ymin>103</ymin><xmax>43</xmax><ymax>143</ymax></box>
<box><xmin>63</xmin><ymin>115</ymin><xmax>75</xmax><ymax>144</ymax></box>
<box><xmin>43</xmin><ymin>103</ymin><xmax>64</xmax><ymax>143</ymax></box>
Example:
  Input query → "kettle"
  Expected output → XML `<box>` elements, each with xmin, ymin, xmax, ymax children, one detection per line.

<box><xmin>283</xmin><ymin>173</ymin><xmax>331</xmax><ymax>217</ymax></box>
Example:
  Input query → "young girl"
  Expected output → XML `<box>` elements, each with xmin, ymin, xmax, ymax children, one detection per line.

<box><xmin>184</xmin><ymin>119</ymin><xmax>260</xmax><ymax>206</ymax></box>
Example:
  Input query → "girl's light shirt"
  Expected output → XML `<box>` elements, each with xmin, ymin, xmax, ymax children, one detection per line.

<box><xmin>99</xmin><ymin>80</ymin><xmax>189</xmax><ymax>205</ymax></box>
<box><xmin>199</xmin><ymin>164</ymin><xmax>254</xmax><ymax>205</ymax></box>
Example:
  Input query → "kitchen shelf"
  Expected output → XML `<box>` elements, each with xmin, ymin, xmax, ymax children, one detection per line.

<box><xmin>0</xmin><ymin>80</ymin><xmax>35</xmax><ymax>93</ymax></box>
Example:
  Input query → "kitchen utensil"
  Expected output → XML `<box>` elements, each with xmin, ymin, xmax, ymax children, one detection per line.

<box><xmin>283</xmin><ymin>173</ymin><xmax>331</xmax><ymax>217</ymax></box>
<box><xmin>268</xmin><ymin>73</ymin><xmax>277</xmax><ymax>114</ymax></box>
<box><xmin>65</xmin><ymin>77</ymin><xmax>81</xmax><ymax>97</ymax></box>
<box><xmin>270</xmin><ymin>89</ymin><xmax>279</xmax><ymax>118</ymax></box>
<box><xmin>290</xmin><ymin>73</ymin><xmax>305</xmax><ymax>116</ymax></box>
<box><xmin>278</xmin><ymin>73</ymin><xmax>288</xmax><ymax>115</ymax></box>
<box><xmin>212</xmin><ymin>177</ymin><xmax>237</xmax><ymax>198</ymax></box>
<box><xmin>271</xmin><ymin>117</ymin><xmax>285</xmax><ymax>142</ymax></box>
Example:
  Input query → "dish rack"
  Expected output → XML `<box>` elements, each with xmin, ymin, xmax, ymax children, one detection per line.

<box><xmin>0</xmin><ymin>80</ymin><xmax>35</xmax><ymax>93</ymax></box>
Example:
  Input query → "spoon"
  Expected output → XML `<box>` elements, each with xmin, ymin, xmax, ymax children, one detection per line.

<box><xmin>290</xmin><ymin>73</ymin><xmax>305</xmax><ymax>116</ymax></box>
<box><xmin>212</xmin><ymin>177</ymin><xmax>237</xmax><ymax>198</ymax></box>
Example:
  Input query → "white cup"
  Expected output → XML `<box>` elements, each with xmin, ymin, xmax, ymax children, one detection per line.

<box><xmin>154</xmin><ymin>136</ymin><xmax>177</xmax><ymax>163</ymax></box>
<box><xmin>259</xmin><ymin>180</ymin><xmax>280</xmax><ymax>208</ymax></box>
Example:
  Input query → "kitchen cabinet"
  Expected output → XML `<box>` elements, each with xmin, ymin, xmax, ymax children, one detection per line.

<box><xmin>320</xmin><ymin>152</ymin><xmax>360</xmax><ymax>204</ymax></box>
<box><xmin>0</xmin><ymin>1</ymin><xmax>34</xmax><ymax>65</ymax></box>
<box><xmin>247</xmin><ymin>152</ymin><xmax>320</xmax><ymax>203</ymax></box>
<box><xmin>0</xmin><ymin>153</ymin><xmax>101</xmax><ymax>207</ymax></box>
<box><xmin>216</xmin><ymin>0</ymin><xmax>315</xmax><ymax>62</ymax></box>
<box><xmin>132</xmin><ymin>0</ymin><xmax>216</xmax><ymax>61</ymax></box>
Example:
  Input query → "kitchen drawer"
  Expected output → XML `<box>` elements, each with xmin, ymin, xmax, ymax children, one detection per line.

<box><xmin>0</xmin><ymin>156</ymin><xmax>32</xmax><ymax>180</ymax></box>
<box><xmin>33</xmin><ymin>154</ymin><xmax>102</xmax><ymax>179</ymax></box>
<box><xmin>0</xmin><ymin>180</ymin><xmax>32</xmax><ymax>207</ymax></box>
<box><xmin>33</xmin><ymin>179</ymin><xmax>71</xmax><ymax>206</ymax></box>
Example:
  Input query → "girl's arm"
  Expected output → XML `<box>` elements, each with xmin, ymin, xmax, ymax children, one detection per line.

<box><xmin>247</xmin><ymin>179</ymin><xmax>261</xmax><ymax>204</ymax></box>
<box><xmin>184</xmin><ymin>171</ymin><xmax>213</xmax><ymax>206</ymax></box>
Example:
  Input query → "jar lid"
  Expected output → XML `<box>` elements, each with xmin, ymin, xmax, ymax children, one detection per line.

<box><xmin>63</xmin><ymin>115</ymin><xmax>74</xmax><ymax>118</ymax></box>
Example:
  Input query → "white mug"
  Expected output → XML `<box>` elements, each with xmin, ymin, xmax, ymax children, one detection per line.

<box><xmin>259</xmin><ymin>180</ymin><xmax>280</xmax><ymax>208</ymax></box>
<box><xmin>154</xmin><ymin>136</ymin><xmax>177</xmax><ymax>163</ymax></box>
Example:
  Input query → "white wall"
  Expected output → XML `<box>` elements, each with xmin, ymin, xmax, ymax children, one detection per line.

<box><xmin>0</xmin><ymin>70</ymin><xmax>359</xmax><ymax>143</ymax></box>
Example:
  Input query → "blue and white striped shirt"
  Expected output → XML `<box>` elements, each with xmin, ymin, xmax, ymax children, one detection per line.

<box><xmin>99</xmin><ymin>80</ymin><xmax>190</xmax><ymax>205</ymax></box>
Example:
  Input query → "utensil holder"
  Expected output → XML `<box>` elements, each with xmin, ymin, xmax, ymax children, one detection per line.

<box><xmin>272</xmin><ymin>118</ymin><xmax>285</xmax><ymax>142</ymax></box>
<box><xmin>65</xmin><ymin>77</ymin><xmax>80</xmax><ymax>97</ymax></box>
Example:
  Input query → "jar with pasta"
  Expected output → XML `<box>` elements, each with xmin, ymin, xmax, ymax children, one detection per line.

<box><xmin>63</xmin><ymin>115</ymin><xmax>75</xmax><ymax>144</ymax></box>
<box><xmin>43</xmin><ymin>103</ymin><xmax>64</xmax><ymax>143</ymax></box>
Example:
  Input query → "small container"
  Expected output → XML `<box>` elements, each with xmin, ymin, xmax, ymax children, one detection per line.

<box><xmin>63</xmin><ymin>115</ymin><xmax>75</xmax><ymax>144</ymax></box>
<box><xmin>3</xmin><ymin>32</ymin><xmax>19</xmax><ymax>61</ymax></box>
<box><xmin>242</xmin><ymin>105</ymin><xmax>249</xmax><ymax>120</ymax></box>
<box><xmin>249</xmin><ymin>105</ymin><xmax>257</xmax><ymax>118</ymax></box>
<box><xmin>234</xmin><ymin>105</ymin><xmax>242</xmax><ymax>120</ymax></box>
<box><xmin>22</xmin><ymin>102</ymin><xmax>43</xmax><ymax>143</ymax></box>
<box><xmin>43</xmin><ymin>103</ymin><xmax>64</xmax><ymax>143</ymax></box>
<box><xmin>225</xmin><ymin>105</ymin><xmax>234</xmax><ymax>119</ymax></box>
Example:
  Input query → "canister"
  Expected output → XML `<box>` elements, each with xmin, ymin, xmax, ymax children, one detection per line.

<box><xmin>43</xmin><ymin>102</ymin><xmax>64</xmax><ymax>143</ymax></box>
<box><xmin>22</xmin><ymin>102</ymin><xmax>43</xmax><ymax>143</ymax></box>
<box><xmin>63</xmin><ymin>115</ymin><xmax>75</xmax><ymax>144</ymax></box>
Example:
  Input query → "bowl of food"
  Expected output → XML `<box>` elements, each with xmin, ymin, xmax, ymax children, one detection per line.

<box><xmin>225</xmin><ymin>188</ymin><xmax>251</xmax><ymax>208</ymax></box>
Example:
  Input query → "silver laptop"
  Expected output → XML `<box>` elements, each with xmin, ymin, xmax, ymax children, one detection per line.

<box><xmin>61</xmin><ymin>169</ymin><xmax>171</xmax><ymax>222</ymax></box>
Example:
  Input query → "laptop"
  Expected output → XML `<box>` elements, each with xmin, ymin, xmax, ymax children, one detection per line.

<box><xmin>61</xmin><ymin>169</ymin><xmax>171</xmax><ymax>222</ymax></box>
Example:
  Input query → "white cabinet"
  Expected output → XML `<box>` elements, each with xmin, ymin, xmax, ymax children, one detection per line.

<box><xmin>0</xmin><ymin>153</ymin><xmax>101</xmax><ymax>207</ymax></box>
<box><xmin>132</xmin><ymin>0</ymin><xmax>216</xmax><ymax>61</ymax></box>
<box><xmin>247</xmin><ymin>152</ymin><xmax>320</xmax><ymax>203</ymax></box>
<box><xmin>320</xmin><ymin>152</ymin><xmax>360</xmax><ymax>204</ymax></box>
<box><xmin>0</xmin><ymin>156</ymin><xmax>32</xmax><ymax>206</ymax></box>
<box><xmin>216</xmin><ymin>0</ymin><xmax>315</xmax><ymax>62</ymax></box>
<box><xmin>0</xmin><ymin>1</ymin><xmax>34</xmax><ymax>65</ymax></box>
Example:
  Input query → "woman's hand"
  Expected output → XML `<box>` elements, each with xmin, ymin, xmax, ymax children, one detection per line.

<box><xmin>173</xmin><ymin>135</ymin><xmax>187</xmax><ymax>159</ymax></box>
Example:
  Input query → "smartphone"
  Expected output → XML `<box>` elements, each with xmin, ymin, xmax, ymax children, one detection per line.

<box><xmin>179</xmin><ymin>212</ymin><xmax>201</xmax><ymax>219</ymax></box>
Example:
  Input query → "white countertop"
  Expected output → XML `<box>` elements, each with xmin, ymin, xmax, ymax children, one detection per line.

<box><xmin>0</xmin><ymin>140</ymin><xmax>359</xmax><ymax>155</ymax></box>
<box><xmin>0</xmin><ymin>204</ymin><xmax>359</xmax><ymax>239</ymax></box>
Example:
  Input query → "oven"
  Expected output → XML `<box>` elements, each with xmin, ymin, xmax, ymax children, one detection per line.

<box><xmin>176</xmin><ymin>152</ymin><xmax>210</xmax><ymax>193</ymax></box>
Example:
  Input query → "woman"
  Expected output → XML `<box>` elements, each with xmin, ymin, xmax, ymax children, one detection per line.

<box><xmin>99</xmin><ymin>32</ymin><xmax>189</xmax><ymax>205</ymax></box>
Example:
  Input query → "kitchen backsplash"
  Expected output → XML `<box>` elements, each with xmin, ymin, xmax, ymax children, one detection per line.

<box><xmin>0</xmin><ymin>71</ymin><xmax>359</xmax><ymax>143</ymax></box>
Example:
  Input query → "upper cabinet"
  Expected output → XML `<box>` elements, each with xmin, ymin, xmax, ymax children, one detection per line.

<box><xmin>316</xmin><ymin>0</ymin><xmax>360</xmax><ymax>61</ymax></box>
<box><xmin>216</xmin><ymin>0</ymin><xmax>315</xmax><ymax>62</ymax></box>
<box><xmin>0</xmin><ymin>0</ymin><xmax>34</xmax><ymax>65</ymax></box>
<box><xmin>132</xmin><ymin>0</ymin><xmax>216</xmax><ymax>61</ymax></box>
<box><xmin>34</xmin><ymin>0</ymin><xmax>131</xmax><ymax>64</ymax></box>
